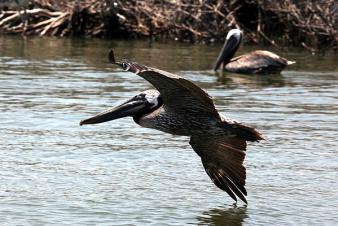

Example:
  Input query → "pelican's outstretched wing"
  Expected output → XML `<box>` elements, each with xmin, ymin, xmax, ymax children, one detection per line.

<box><xmin>109</xmin><ymin>50</ymin><xmax>220</xmax><ymax>119</ymax></box>
<box><xmin>190</xmin><ymin>135</ymin><xmax>248</xmax><ymax>204</ymax></box>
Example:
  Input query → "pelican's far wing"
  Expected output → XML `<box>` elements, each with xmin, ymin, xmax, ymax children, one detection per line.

<box><xmin>140</xmin><ymin>67</ymin><xmax>218</xmax><ymax>115</ymax></box>
<box><xmin>116</xmin><ymin>60</ymin><xmax>220</xmax><ymax>119</ymax></box>
<box><xmin>190</xmin><ymin>135</ymin><xmax>248</xmax><ymax>204</ymax></box>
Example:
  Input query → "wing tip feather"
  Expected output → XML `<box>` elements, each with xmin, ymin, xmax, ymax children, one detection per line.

<box><xmin>108</xmin><ymin>49</ymin><xmax>148</xmax><ymax>74</ymax></box>
<box><xmin>206</xmin><ymin>165</ymin><xmax>248</xmax><ymax>204</ymax></box>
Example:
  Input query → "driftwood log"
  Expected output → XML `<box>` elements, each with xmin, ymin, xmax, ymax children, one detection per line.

<box><xmin>0</xmin><ymin>0</ymin><xmax>337</xmax><ymax>50</ymax></box>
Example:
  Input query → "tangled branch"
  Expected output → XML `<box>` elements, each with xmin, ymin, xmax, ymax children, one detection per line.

<box><xmin>0</xmin><ymin>0</ymin><xmax>336</xmax><ymax>50</ymax></box>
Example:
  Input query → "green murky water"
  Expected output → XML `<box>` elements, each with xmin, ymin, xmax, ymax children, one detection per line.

<box><xmin>0</xmin><ymin>35</ymin><xmax>337</xmax><ymax>225</ymax></box>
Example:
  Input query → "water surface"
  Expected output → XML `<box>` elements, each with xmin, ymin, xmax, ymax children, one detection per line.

<box><xmin>0</xmin><ymin>35</ymin><xmax>337</xmax><ymax>225</ymax></box>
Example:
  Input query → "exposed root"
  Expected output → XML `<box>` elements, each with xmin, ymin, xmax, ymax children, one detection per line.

<box><xmin>0</xmin><ymin>0</ymin><xmax>336</xmax><ymax>50</ymax></box>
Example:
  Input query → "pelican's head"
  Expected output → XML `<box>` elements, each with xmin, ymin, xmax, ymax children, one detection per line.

<box><xmin>80</xmin><ymin>89</ymin><xmax>162</xmax><ymax>126</ymax></box>
<box><xmin>225</xmin><ymin>29</ymin><xmax>242</xmax><ymax>41</ymax></box>
<box><xmin>213</xmin><ymin>29</ymin><xmax>242</xmax><ymax>71</ymax></box>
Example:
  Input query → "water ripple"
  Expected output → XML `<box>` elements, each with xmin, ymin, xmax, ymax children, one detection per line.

<box><xmin>0</xmin><ymin>36</ymin><xmax>338</xmax><ymax>225</ymax></box>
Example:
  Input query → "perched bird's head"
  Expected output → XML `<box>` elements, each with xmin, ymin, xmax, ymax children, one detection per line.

<box><xmin>213</xmin><ymin>29</ymin><xmax>243</xmax><ymax>71</ymax></box>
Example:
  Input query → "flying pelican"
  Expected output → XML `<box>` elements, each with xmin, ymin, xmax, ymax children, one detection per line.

<box><xmin>213</xmin><ymin>29</ymin><xmax>295</xmax><ymax>74</ymax></box>
<box><xmin>80</xmin><ymin>50</ymin><xmax>264</xmax><ymax>204</ymax></box>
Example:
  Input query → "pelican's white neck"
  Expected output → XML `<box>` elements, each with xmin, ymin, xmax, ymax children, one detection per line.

<box><xmin>141</xmin><ymin>89</ymin><xmax>161</xmax><ymax>109</ymax></box>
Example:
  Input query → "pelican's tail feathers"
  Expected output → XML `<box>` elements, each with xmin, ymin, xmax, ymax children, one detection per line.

<box><xmin>229</xmin><ymin>123</ymin><xmax>264</xmax><ymax>142</ymax></box>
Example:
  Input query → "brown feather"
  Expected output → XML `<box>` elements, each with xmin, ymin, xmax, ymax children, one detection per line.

<box><xmin>190</xmin><ymin>136</ymin><xmax>249</xmax><ymax>203</ymax></box>
<box><xmin>111</xmin><ymin>57</ymin><xmax>219</xmax><ymax>119</ymax></box>
<box><xmin>137</xmin><ymin>69</ymin><xmax>219</xmax><ymax>117</ymax></box>
<box><xmin>226</xmin><ymin>50</ymin><xmax>293</xmax><ymax>74</ymax></box>
<box><xmin>228</xmin><ymin>123</ymin><xmax>264</xmax><ymax>142</ymax></box>
<box><xmin>210</xmin><ymin>169</ymin><xmax>237</xmax><ymax>202</ymax></box>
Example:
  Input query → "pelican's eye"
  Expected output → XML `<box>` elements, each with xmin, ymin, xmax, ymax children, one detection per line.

<box><xmin>145</xmin><ymin>94</ymin><xmax>159</xmax><ymax>107</ymax></box>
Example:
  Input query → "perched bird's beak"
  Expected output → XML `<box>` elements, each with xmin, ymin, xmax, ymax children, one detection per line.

<box><xmin>80</xmin><ymin>98</ymin><xmax>149</xmax><ymax>126</ymax></box>
<box><xmin>213</xmin><ymin>35</ymin><xmax>240</xmax><ymax>71</ymax></box>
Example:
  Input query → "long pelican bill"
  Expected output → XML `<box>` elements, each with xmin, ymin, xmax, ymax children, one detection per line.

<box><xmin>80</xmin><ymin>98</ymin><xmax>149</xmax><ymax>126</ymax></box>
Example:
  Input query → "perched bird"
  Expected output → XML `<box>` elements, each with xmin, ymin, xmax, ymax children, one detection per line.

<box><xmin>80</xmin><ymin>50</ymin><xmax>264</xmax><ymax>204</ymax></box>
<box><xmin>213</xmin><ymin>29</ymin><xmax>295</xmax><ymax>74</ymax></box>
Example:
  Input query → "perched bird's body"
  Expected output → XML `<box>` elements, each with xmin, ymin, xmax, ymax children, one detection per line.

<box><xmin>214</xmin><ymin>29</ymin><xmax>295</xmax><ymax>74</ymax></box>
<box><xmin>80</xmin><ymin>50</ymin><xmax>264</xmax><ymax>204</ymax></box>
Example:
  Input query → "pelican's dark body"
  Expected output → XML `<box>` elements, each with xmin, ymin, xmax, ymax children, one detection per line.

<box><xmin>80</xmin><ymin>50</ymin><xmax>264</xmax><ymax>204</ymax></box>
<box><xmin>135</xmin><ymin>98</ymin><xmax>220</xmax><ymax>136</ymax></box>
<box><xmin>214</xmin><ymin>29</ymin><xmax>295</xmax><ymax>74</ymax></box>
<box><xmin>135</xmin><ymin>103</ymin><xmax>258</xmax><ymax>143</ymax></box>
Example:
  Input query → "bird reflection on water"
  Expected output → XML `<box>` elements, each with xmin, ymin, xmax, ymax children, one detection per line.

<box><xmin>196</xmin><ymin>206</ymin><xmax>248</xmax><ymax>226</ymax></box>
<box><xmin>216</xmin><ymin>71</ymin><xmax>286</xmax><ymax>88</ymax></box>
